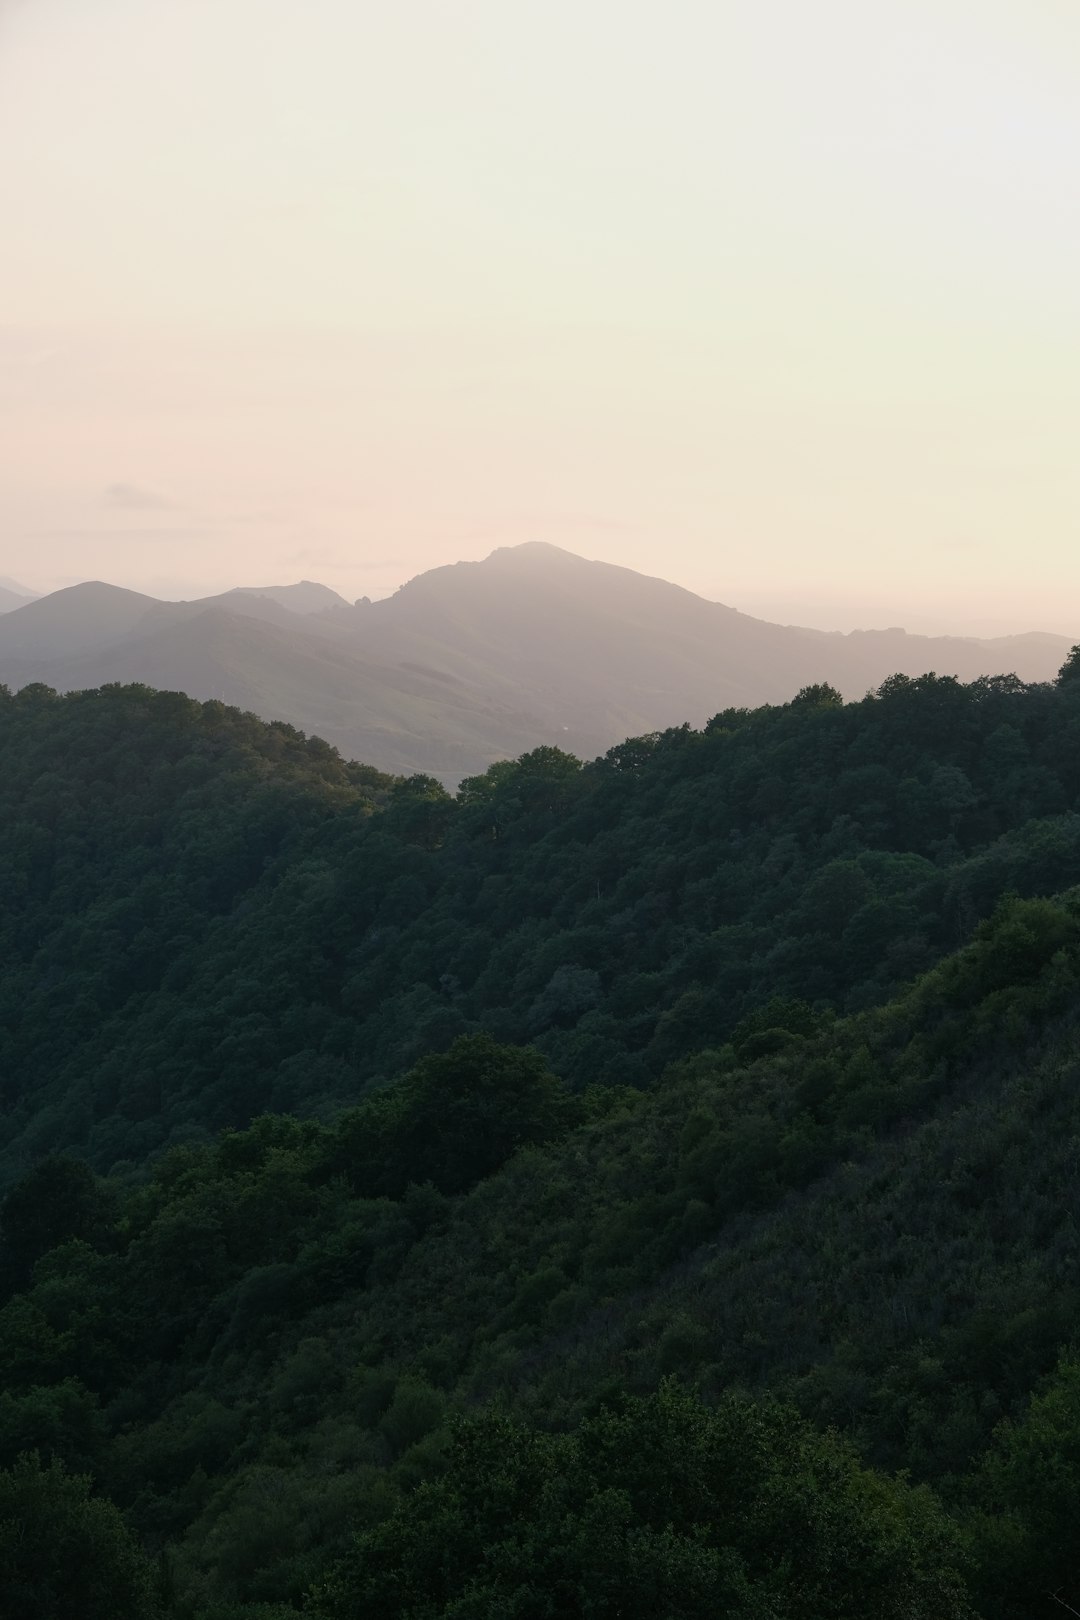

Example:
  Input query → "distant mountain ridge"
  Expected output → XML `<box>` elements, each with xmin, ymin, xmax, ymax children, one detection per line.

<box><xmin>0</xmin><ymin>543</ymin><xmax>1074</xmax><ymax>779</ymax></box>
<box><xmin>236</xmin><ymin>579</ymin><xmax>350</xmax><ymax>614</ymax></box>
<box><xmin>0</xmin><ymin>579</ymin><xmax>38</xmax><ymax>614</ymax></box>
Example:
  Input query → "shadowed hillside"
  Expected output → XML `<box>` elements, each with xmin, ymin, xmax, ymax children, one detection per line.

<box><xmin>4</xmin><ymin>667</ymin><xmax>1080</xmax><ymax>1615</ymax></box>
<box><xmin>5</xmin><ymin>664</ymin><xmax>1080</xmax><ymax>1181</ymax></box>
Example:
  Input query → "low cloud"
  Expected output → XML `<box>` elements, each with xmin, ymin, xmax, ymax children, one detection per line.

<box><xmin>103</xmin><ymin>483</ymin><xmax>177</xmax><ymax>512</ymax></box>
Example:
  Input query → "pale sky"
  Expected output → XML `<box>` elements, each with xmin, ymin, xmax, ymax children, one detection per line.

<box><xmin>2</xmin><ymin>0</ymin><xmax>1078</xmax><ymax>632</ymax></box>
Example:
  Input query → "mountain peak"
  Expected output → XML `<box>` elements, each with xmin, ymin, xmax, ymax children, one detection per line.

<box><xmin>0</xmin><ymin>579</ymin><xmax>162</xmax><ymax>658</ymax></box>
<box><xmin>234</xmin><ymin>580</ymin><xmax>350</xmax><ymax>615</ymax></box>
<box><xmin>485</xmin><ymin>541</ymin><xmax>585</xmax><ymax>565</ymax></box>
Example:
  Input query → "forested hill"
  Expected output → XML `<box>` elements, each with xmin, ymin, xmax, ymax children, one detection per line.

<box><xmin>4</xmin><ymin>669</ymin><xmax>1080</xmax><ymax>1182</ymax></box>
<box><xmin>6</xmin><ymin>665</ymin><xmax>1080</xmax><ymax>1617</ymax></box>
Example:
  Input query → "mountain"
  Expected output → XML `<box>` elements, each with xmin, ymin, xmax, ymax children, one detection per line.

<box><xmin>140</xmin><ymin>587</ymin><xmax>357</xmax><ymax>641</ymax></box>
<box><xmin>342</xmin><ymin>541</ymin><xmax>1076</xmax><ymax>730</ymax></box>
<box><xmin>0</xmin><ymin>580</ymin><xmax>162</xmax><ymax>657</ymax></box>
<box><xmin>236</xmin><ymin>579</ymin><xmax>351</xmax><ymax>614</ymax></box>
<box><xmin>0</xmin><ymin>577</ymin><xmax>39</xmax><ymax>614</ymax></box>
<box><xmin>0</xmin><ymin>545</ymin><xmax>1074</xmax><ymax>781</ymax></box>
<box><xmin>0</xmin><ymin>577</ymin><xmax>42</xmax><ymax>613</ymax></box>
<box><xmin>1</xmin><ymin>605</ymin><xmax>558</xmax><ymax>778</ymax></box>
<box><xmin>4</xmin><ymin>674</ymin><xmax>1080</xmax><ymax>1615</ymax></box>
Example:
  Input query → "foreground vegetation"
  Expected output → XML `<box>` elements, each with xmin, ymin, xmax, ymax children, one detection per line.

<box><xmin>4</xmin><ymin>663</ymin><xmax>1080</xmax><ymax>1615</ymax></box>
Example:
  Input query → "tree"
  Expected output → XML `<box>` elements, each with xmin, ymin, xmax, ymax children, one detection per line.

<box><xmin>385</xmin><ymin>775</ymin><xmax>455</xmax><ymax>850</ymax></box>
<box><xmin>0</xmin><ymin>1158</ymin><xmax>109</xmax><ymax>1293</ymax></box>
<box><xmin>791</xmin><ymin>683</ymin><xmax>843</xmax><ymax>707</ymax></box>
<box><xmin>0</xmin><ymin>1452</ymin><xmax>159</xmax><ymax>1619</ymax></box>
<box><xmin>329</xmin><ymin>1035</ymin><xmax>578</xmax><ymax>1198</ymax></box>
<box><xmin>314</xmin><ymin>1384</ymin><xmax>973</xmax><ymax>1619</ymax></box>
<box><xmin>1056</xmin><ymin>645</ymin><xmax>1080</xmax><ymax>686</ymax></box>
<box><xmin>969</xmin><ymin>1355</ymin><xmax>1080</xmax><ymax>1618</ymax></box>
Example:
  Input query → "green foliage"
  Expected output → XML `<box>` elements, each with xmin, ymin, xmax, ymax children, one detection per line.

<box><xmin>8</xmin><ymin>674</ymin><xmax>1080</xmax><ymax>1180</ymax></box>
<box><xmin>0</xmin><ymin>1378</ymin><xmax>105</xmax><ymax>1473</ymax></box>
<box><xmin>315</xmin><ymin>1383</ymin><xmax>971</xmax><ymax>1619</ymax></box>
<box><xmin>1056</xmin><ymin>643</ymin><xmax>1080</xmax><ymax>685</ymax></box>
<box><xmin>968</xmin><ymin>1355</ymin><xmax>1080</xmax><ymax>1618</ymax></box>
<box><xmin>378</xmin><ymin>1377</ymin><xmax>446</xmax><ymax>1459</ymax></box>
<box><xmin>0</xmin><ymin>1452</ymin><xmax>160</xmax><ymax>1619</ymax></box>
<box><xmin>0</xmin><ymin>1156</ymin><xmax>112</xmax><ymax>1293</ymax></box>
<box><xmin>791</xmin><ymin>681</ymin><xmax>843</xmax><ymax>706</ymax></box>
<box><xmin>7</xmin><ymin>676</ymin><xmax>1080</xmax><ymax>1615</ymax></box>
<box><xmin>2</xmin><ymin>900</ymin><xmax>1078</xmax><ymax>1611</ymax></box>
<box><xmin>326</xmin><ymin>1034</ymin><xmax>578</xmax><ymax>1197</ymax></box>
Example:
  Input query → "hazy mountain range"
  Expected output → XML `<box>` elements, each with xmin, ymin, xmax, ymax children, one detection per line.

<box><xmin>0</xmin><ymin>578</ymin><xmax>37</xmax><ymax>614</ymax></box>
<box><xmin>0</xmin><ymin>542</ymin><xmax>1073</xmax><ymax>779</ymax></box>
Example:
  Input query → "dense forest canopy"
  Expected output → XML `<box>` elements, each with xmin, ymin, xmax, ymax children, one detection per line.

<box><xmin>5</xmin><ymin>669</ymin><xmax>1080</xmax><ymax>1182</ymax></box>
<box><xmin>4</xmin><ymin>664</ymin><xmax>1080</xmax><ymax>1616</ymax></box>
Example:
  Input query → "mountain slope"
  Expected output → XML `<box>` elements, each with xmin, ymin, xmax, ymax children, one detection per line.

<box><xmin>346</xmin><ymin>542</ymin><xmax>1073</xmax><ymax>724</ymax></box>
<box><xmin>5</xmin><ymin>669</ymin><xmax>1080</xmax><ymax>1183</ymax></box>
<box><xmin>4</xmin><ymin>675</ymin><xmax>1080</xmax><ymax>1615</ymax></box>
<box><xmin>0</xmin><ymin>585</ymin><xmax>33</xmax><ymax>615</ymax></box>
<box><xmin>237</xmin><ymin>579</ymin><xmax>351</xmax><ymax>614</ymax></box>
<box><xmin>0</xmin><ymin>580</ymin><xmax>161</xmax><ymax>657</ymax></box>
<box><xmin>0</xmin><ymin>576</ymin><xmax>37</xmax><ymax>609</ymax></box>
<box><xmin>3</xmin><ymin>606</ymin><xmax>562</xmax><ymax>778</ymax></box>
<box><xmin>0</xmin><ymin>545</ymin><xmax>1073</xmax><ymax>781</ymax></box>
<box><xmin>3</xmin><ymin>882</ymin><xmax>1079</xmax><ymax>1616</ymax></box>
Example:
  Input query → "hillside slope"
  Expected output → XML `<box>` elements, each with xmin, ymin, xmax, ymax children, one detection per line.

<box><xmin>1</xmin><ymin>604</ymin><xmax>562</xmax><ymax>779</ymax></box>
<box><xmin>5</xmin><ymin>671</ymin><xmax>1080</xmax><ymax>1615</ymax></box>
<box><xmin>237</xmin><ymin>580</ymin><xmax>351</xmax><ymax>614</ymax></box>
<box><xmin>4</xmin><ymin>668</ymin><xmax>1080</xmax><ymax>1184</ymax></box>
<box><xmin>348</xmin><ymin>542</ymin><xmax>1073</xmax><ymax>716</ymax></box>
<box><xmin>0</xmin><ymin>580</ymin><xmax>161</xmax><ymax>656</ymax></box>
<box><xmin>0</xmin><ymin>584</ymin><xmax>33</xmax><ymax>615</ymax></box>
<box><xmin>3</xmin><ymin>890</ymin><xmax>1080</xmax><ymax>1617</ymax></box>
<box><xmin>0</xmin><ymin>545</ymin><xmax>1073</xmax><ymax>780</ymax></box>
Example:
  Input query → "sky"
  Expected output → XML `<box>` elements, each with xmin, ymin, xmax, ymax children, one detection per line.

<box><xmin>1</xmin><ymin>0</ymin><xmax>1078</xmax><ymax>633</ymax></box>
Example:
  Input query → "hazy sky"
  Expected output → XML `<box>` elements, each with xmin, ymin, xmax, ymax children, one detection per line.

<box><xmin>2</xmin><ymin>0</ymin><xmax>1078</xmax><ymax>632</ymax></box>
